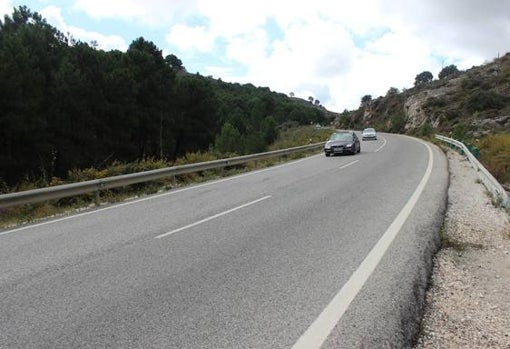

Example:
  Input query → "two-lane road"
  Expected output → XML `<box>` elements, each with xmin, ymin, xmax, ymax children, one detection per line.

<box><xmin>0</xmin><ymin>133</ymin><xmax>448</xmax><ymax>348</ymax></box>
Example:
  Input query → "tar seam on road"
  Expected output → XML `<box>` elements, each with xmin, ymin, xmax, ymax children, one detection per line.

<box><xmin>339</xmin><ymin>160</ymin><xmax>359</xmax><ymax>169</ymax></box>
<box><xmin>155</xmin><ymin>195</ymin><xmax>272</xmax><ymax>239</ymax></box>
<box><xmin>291</xmin><ymin>140</ymin><xmax>434</xmax><ymax>349</ymax></box>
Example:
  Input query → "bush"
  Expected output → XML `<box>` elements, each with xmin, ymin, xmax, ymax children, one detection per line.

<box><xmin>390</xmin><ymin>113</ymin><xmax>406</xmax><ymax>133</ymax></box>
<box><xmin>418</xmin><ymin>121</ymin><xmax>434</xmax><ymax>137</ymax></box>
<box><xmin>214</xmin><ymin>123</ymin><xmax>242</xmax><ymax>155</ymax></box>
<box><xmin>424</xmin><ymin>96</ymin><xmax>447</xmax><ymax>109</ymax></box>
<box><xmin>270</xmin><ymin>125</ymin><xmax>331</xmax><ymax>149</ymax></box>
<box><xmin>467</xmin><ymin>90</ymin><xmax>508</xmax><ymax>112</ymax></box>
<box><xmin>478</xmin><ymin>134</ymin><xmax>510</xmax><ymax>185</ymax></box>
<box><xmin>451</xmin><ymin>123</ymin><xmax>469</xmax><ymax>142</ymax></box>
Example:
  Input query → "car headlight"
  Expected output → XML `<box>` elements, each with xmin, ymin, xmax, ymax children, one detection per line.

<box><xmin>325</xmin><ymin>143</ymin><xmax>331</xmax><ymax>149</ymax></box>
<box><xmin>345</xmin><ymin>143</ymin><xmax>353</xmax><ymax>147</ymax></box>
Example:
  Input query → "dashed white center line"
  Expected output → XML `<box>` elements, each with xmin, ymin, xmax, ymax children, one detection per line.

<box><xmin>339</xmin><ymin>160</ymin><xmax>359</xmax><ymax>169</ymax></box>
<box><xmin>374</xmin><ymin>136</ymin><xmax>387</xmax><ymax>152</ymax></box>
<box><xmin>155</xmin><ymin>195</ymin><xmax>272</xmax><ymax>239</ymax></box>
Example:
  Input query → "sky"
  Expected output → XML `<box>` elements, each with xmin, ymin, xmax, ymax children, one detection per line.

<box><xmin>1</xmin><ymin>0</ymin><xmax>509</xmax><ymax>112</ymax></box>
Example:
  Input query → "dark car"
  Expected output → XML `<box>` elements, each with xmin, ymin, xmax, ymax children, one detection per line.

<box><xmin>324</xmin><ymin>131</ymin><xmax>361</xmax><ymax>156</ymax></box>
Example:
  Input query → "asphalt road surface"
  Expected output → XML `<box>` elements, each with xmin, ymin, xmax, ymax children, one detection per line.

<box><xmin>0</xmin><ymin>133</ymin><xmax>448</xmax><ymax>349</ymax></box>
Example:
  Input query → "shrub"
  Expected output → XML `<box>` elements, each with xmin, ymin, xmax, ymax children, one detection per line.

<box><xmin>478</xmin><ymin>134</ymin><xmax>510</xmax><ymax>185</ymax></box>
<box><xmin>424</xmin><ymin>96</ymin><xmax>447</xmax><ymax>108</ymax></box>
<box><xmin>418</xmin><ymin>121</ymin><xmax>434</xmax><ymax>137</ymax></box>
<box><xmin>390</xmin><ymin>113</ymin><xmax>406</xmax><ymax>133</ymax></box>
<box><xmin>467</xmin><ymin>90</ymin><xmax>508</xmax><ymax>112</ymax></box>
<box><xmin>451</xmin><ymin>123</ymin><xmax>469</xmax><ymax>142</ymax></box>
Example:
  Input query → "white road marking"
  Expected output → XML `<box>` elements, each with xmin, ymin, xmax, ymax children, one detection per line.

<box><xmin>155</xmin><ymin>195</ymin><xmax>271</xmax><ymax>239</ymax></box>
<box><xmin>0</xmin><ymin>155</ymin><xmax>318</xmax><ymax>237</ymax></box>
<box><xmin>339</xmin><ymin>160</ymin><xmax>359</xmax><ymax>169</ymax></box>
<box><xmin>291</xmin><ymin>141</ymin><xmax>434</xmax><ymax>349</ymax></box>
<box><xmin>374</xmin><ymin>136</ymin><xmax>387</xmax><ymax>153</ymax></box>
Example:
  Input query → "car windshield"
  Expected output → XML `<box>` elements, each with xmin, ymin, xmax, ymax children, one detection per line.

<box><xmin>363</xmin><ymin>128</ymin><xmax>375</xmax><ymax>132</ymax></box>
<box><xmin>329</xmin><ymin>133</ymin><xmax>353</xmax><ymax>141</ymax></box>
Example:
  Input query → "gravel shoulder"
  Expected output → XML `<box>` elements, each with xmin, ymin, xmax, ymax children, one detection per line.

<box><xmin>414</xmin><ymin>150</ymin><xmax>510</xmax><ymax>348</ymax></box>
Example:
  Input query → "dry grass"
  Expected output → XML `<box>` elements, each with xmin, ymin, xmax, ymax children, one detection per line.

<box><xmin>270</xmin><ymin>126</ymin><xmax>332</xmax><ymax>150</ymax></box>
<box><xmin>1</xmin><ymin>126</ymin><xmax>326</xmax><ymax>229</ymax></box>
<box><xmin>477</xmin><ymin>133</ymin><xmax>510</xmax><ymax>185</ymax></box>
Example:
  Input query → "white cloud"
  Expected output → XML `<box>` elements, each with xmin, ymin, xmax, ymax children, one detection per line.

<box><xmin>380</xmin><ymin>0</ymin><xmax>510</xmax><ymax>69</ymax></box>
<box><xmin>40</xmin><ymin>5</ymin><xmax>128</xmax><ymax>51</ymax></box>
<box><xmin>0</xmin><ymin>0</ymin><xmax>13</xmax><ymax>17</ymax></box>
<box><xmin>225</xmin><ymin>28</ymin><xmax>269</xmax><ymax>64</ymax></box>
<box><xmin>165</xmin><ymin>24</ymin><xmax>215</xmax><ymax>53</ymax></box>
<box><xmin>73</xmin><ymin>0</ymin><xmax>200</xmax><ymax>26</ymax></box>
<box><xmin>163</xmin><ymin>0</ymin><xmax>426</xmax><ymax>110</ymax></box>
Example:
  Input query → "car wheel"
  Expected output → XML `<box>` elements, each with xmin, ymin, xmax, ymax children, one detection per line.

<box><xmin>325</xmin><ymin>153</ymin><xmax>330</xmax><ymax>157</ymax></box>
<box><xmin>357</xmin><ymin>146</ymin><xmax>361</xmax><ymax>153</ymax></box>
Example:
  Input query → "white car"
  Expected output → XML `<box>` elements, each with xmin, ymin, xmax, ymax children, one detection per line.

<box><xmin>362</xmin><ymin>128</ymin><xmax>377</xmax><ymax>140</ymax></box>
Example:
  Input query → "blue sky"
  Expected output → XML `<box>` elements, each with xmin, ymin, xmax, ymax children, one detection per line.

<box><xmin>2</xmin><ymin>0</ymin><xmax>509</xmax><ymax>111</ymax></box>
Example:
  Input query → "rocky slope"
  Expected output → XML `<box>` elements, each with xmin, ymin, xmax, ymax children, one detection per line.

<box><xmin>337</xmin><ymin>53</ymin><xmax>510</xmax><ymax>137</ymax></box>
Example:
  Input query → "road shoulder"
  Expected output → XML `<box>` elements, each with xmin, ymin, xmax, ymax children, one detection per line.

<box><xmin>415</xmin><ymin>151</ymin><xmax>510</xmax><ymax>348</ymax></box>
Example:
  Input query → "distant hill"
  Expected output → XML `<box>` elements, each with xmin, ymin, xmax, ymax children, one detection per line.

<box><xmin>0</xmin><ymin>6</ymin><xmax>331</xmax><ymax>188</ymax></box>
<box><xmin>337</xmin><ymin>53</ymin><xmax>510</xmax><ymax>138</ymax></box>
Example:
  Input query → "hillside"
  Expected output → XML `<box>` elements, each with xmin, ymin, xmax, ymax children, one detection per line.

<box><xmin>0</xmin><ymin>6</ymin><xmax>330</xmax><ymax>189</ymax></box>
<box><xmin>338</xmin><ymin>53</ymin><xmax>510</xmax><ymax>136</ymax></box>
<box><xmin>336</xmin><ymin>53</ymin><xmax>510</xmax><ymax>187</ymax></box>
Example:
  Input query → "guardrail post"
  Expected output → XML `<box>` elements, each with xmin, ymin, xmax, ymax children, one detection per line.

<box><xmin>95</xmin><ymin>189</ymin><xmax>100</xmax><ymax>206</ymax></box>
<box><xmin>95</xmin><ymin>181</ymin><xmax>105</xmax><ymax>206</ymax></box>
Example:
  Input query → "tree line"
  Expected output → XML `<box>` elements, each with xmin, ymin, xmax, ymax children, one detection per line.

<box><xmin>0</xmin><ymin>6</ymin><xmax>327</xmax><ymax>188</ymax></box>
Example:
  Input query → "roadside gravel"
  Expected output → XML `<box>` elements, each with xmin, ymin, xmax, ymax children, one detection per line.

<box><xmin>414</xmin><ymin>150</ymin><xmax>510</xmax><ymax>348</ymax></box>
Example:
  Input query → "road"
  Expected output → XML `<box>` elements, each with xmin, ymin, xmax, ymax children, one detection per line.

<box><xmin>0</xmin><ymin>133</ymin><xmax>448</xmax><ymax>348</ymax></box>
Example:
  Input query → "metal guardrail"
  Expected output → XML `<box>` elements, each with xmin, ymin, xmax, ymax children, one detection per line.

<box><xmin>0</xmin><ymin>142</ymin><xmax>325</xmax><ymax>209</ymax></box>
<box><xmin>435</xmin><ymin>134</ymin><xmax>509</xmax><ymax>208</ymax></box>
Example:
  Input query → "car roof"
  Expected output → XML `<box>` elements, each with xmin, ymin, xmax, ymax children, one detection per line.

<box><xmin>329</xmin><ymin>131</ymin><xmax>356</xmax><ymax>139</ymax></box>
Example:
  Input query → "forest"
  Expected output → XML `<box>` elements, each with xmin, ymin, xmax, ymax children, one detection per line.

<box><xmin>0</xmin><ymin>6</ymin><xmax>329</xmax><ymax>189</ymax></box>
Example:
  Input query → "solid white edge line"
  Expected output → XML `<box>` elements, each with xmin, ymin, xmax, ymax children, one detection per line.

<box><xmin>291</xmin><ymin>141</ymin><xmax>434</xmax><ymax>349</ymax></box>
<box><xmin>155</xmin><ymin>195</ymin><xmax>271</xmax><ymax>239</ymax></box>
<box><xmin>339</xmin><ymin>160</ymin><xmax>359</xmax><ymax>169</ymax></box>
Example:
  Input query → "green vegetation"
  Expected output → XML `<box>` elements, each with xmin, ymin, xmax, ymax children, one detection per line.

<box><xmin>415</xmin><ymin>71</ymin><xmax>433</xmax><ymax>86</ymax></box>
<box><xmin>418</xmin><ymin>121</ymin><xmax>433</xmax><ymax>137</ymax></box>
<box><xmin>0</xmin><ymin>6</ymin><xmax>330</xmax><ymax>192</ymax></box>
<box><xmin>451</xmin><ymin>123</ymin><xmax>469</xmax><ymax>142</ymax></box>
<box><xmin>269</xmin><ymin>125</ymin><xmax>332</xmax><ymax>150</ymax></box>
<box><xmin>438</xmin><ymin>64</ymin><xmax>460</xmax><ymax>79</ymax></box>
<box><xmin>467</xmin><ymin>90</ymin><xmax>509</xmax><ymax>112</ymax></box>
<box><xmin>0</xmin><ymin>126</ymin><xmax>329</xmax><ymax>229</ymax></box>
<box><xmin>390</xmin><ymin>113</ymin><xmax>407</xmax><ymax>133</ymax></box>
<box><xmin>477</xmin><ymin>133</ymin><xmax>510</xmax><ymax>186</ymax></box>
